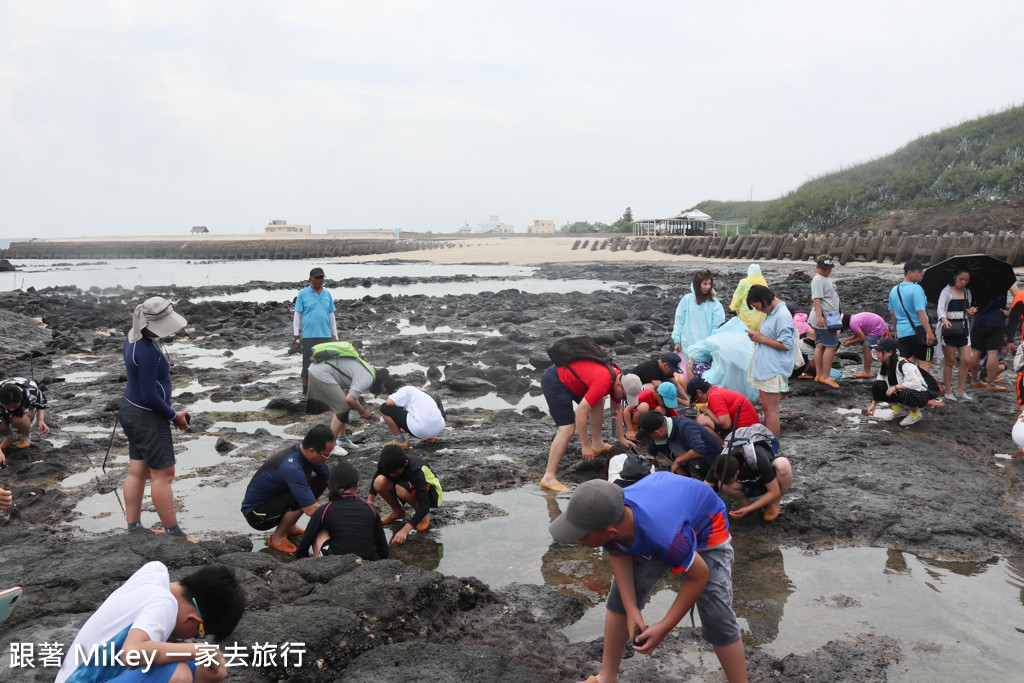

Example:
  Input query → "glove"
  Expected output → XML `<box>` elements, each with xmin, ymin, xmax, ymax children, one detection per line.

<box><xmin>288</xmin><ymin>337</ymin><xmax>301</xmax><ymax>355</ymax></box>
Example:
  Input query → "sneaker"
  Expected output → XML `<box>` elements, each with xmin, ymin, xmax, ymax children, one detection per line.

<box><xmin>945</xmin><ymin>393</ymin><xmax>957</xmax><ymax>402</ymax></box>
<box><xmin>335</xmin><ymin>435</ymin><xmax>357</xmax><ymax>453</ymax></box>
<box><xmin>986</xmin><ymin>384</ymin><xmax>1006</xmax><ymax>392</ymax></box>
<box><xmin>900</xmin><ymin>410</ymin><xmax>923</xmax><ymax>427</ymax></box>
<box><xmin>386</xmin><ymin>434</ymin><xmax>410</xmax><ymax>449</ymax></box>
<box><xmin>877</xmin><ymin>405</ymin><xmax>903</xmax><ymax>422</ymax></box>
<box><xmin>957</xmin><ymin>393</ymin><xmax>974</xmax><ymax>401</ymax></box>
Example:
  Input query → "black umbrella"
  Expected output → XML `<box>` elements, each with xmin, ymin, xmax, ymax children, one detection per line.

<box><xmin>921</xmin><ymin>254</ymin><xmax>1017</xmax><ymax>305</ymax></box>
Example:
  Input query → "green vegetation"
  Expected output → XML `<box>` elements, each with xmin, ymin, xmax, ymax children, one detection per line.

<box><xmin>560</xmin><ymin>207</ymin><xmax>633</xmax><ymax>234</ymax></box>
<box><xmin>744</xmin><ymin>104</ymin><xmax>1024</xmax><ymax>234</ymax></box>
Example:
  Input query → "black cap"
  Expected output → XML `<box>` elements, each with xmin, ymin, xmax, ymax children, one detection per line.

<box><xmin>310</xmin><ymin>267</ymin><xmax>326</xmax><ymax>278</ymax></box>
<box><xmin>872</xmin><ymin>337</ymin><xmax>898</xmax><ymax>352</ymax></box>
<box><xmin>636</xmin><ymin>411</ymin><xmax>665</xmax><ymax>439</ymax></box>
<box><xmin>903</xmin><ymin>259</ymin><xmax>925</xmax><ymax>272</ymax></box>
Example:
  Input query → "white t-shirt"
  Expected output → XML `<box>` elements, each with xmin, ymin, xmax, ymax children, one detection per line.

<box><xmin>390</xmin><ymin>386</ymin><xmax>445</xmax><ymax>439</ymax></box>
<box><xmin>55</xmin><ymin>562</ymin><xmax>178</xmax><ymax>683</ymax></box>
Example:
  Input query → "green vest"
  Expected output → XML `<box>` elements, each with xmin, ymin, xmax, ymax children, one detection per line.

<box><xmin>311</xmin><ymin>341</ymin><xmax>375</xmax><ymax>378</ymax></box>
<box><xmin>422</xmin><ymin>465</ymin><xmax>443</xmax><ymax>506</ymax></box>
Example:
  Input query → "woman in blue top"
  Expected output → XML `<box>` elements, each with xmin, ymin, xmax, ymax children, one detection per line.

<box><xmin>119</xmin><ymin>297</ymin><xmax>195</xmax><ymax>540</ymax></box>
<box><xmin>671</xmin><ymin>270</ymin><xmax>725</xmax><ymax>375</ymax></box>
<box><xmin>745</xmin><ymin>285</ymin><xmax>794</xmax><ymax>438</ymax></box>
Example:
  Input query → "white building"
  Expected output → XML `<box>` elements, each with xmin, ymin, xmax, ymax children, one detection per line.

<box><xmin>265</xmin><ymin>219</ymin><xmax>311</xmax><ymax>235</ymax></box>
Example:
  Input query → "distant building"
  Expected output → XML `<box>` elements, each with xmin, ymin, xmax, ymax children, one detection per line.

<box><xmin>477</xmin><ymin>214</ymin><xmax>501</xmax><ymax>233</ymax></box>
<box><xmin>190</xmin><ymin>226</ymin><xmax>209</xmax><ymax>235</ymax></box>
<box><xmin>482</xmin><ymin>223</ymin><xmax>514</xmax><ymax>234</ymax></box>
<box><xmin>457</xmin><ymin>222</ymin><xmax>473</xmax><ymax>234</ymax></box>
<box><xmin>265</xmin><ymin>220</ymin><xmax>311</xmax><ymax>235</ymax></box>
<box><xmin>527</xmin><ymin>220</ymin><xmax>555</xmax><ymax>234</ymax></box>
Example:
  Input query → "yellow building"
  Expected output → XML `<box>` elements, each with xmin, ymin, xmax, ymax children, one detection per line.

<box><xmin>527</xmin><ymin>219</ymin><xmax>555</xmax><ymax>234</ymax></box>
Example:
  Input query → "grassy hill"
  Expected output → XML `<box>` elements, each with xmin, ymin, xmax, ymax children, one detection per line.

<box><xmin>698</xmin><ymin>105</ymin><xmax>1024</xmax><ymax>234</ymax></box>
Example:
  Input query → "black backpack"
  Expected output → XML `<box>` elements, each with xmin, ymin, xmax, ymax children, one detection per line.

<box><xmin>546</xmin><ymin>335</ymin><xmax>617</xmax><ymax>389</ymax></box>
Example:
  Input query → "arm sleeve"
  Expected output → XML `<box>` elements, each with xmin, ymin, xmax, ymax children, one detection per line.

<box><xmin>672</xmin><ymin>296</ymin><xmax>688</xmax><ymax>345</ymax></box>
<box><xmin>711</xmin><ymin>301</ymin><xmax>725</xmax><ymax>330</ymax></box>
<box><xmin>329</xmin><ymin>313</ymin><xmax>338</xmax><ymax>338</ymax></box>
<box><xmin>293</xmin><ymin>311</ymin><xmax>302</xmax><ymax>337</ymax></box>
<box><xmin>405</xmin><ymin>468</ymin><xmax>432</xmax><ymax>528</ymax></box>
<box><xmin>937</xmin><ymin>286</ymin><xmax>951</xmax><ymax>319</ymax></box>
<box><xmin>294</xmin><ymin>507</ymin><xmax>325</xmax><ymax>558</ymax></box>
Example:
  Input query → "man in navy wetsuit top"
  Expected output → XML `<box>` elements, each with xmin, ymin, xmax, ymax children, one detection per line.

<box><xmin>241</xmin><ymin>424</ymin><xmax>335</xmax><ymax>553</ymax></box>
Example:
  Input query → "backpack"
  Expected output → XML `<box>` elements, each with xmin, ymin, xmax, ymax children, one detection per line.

<box><xmin>546</xmin><ymin>335</ymin><xmax>617</xmax><ymax>390</ymax></box>
<box><xmin>899</xmin><ymin>359</ymin><xmax>941</xmax><ymax>399</ymax></box>
<box><xmin>311</xmin><ymin>341</ymin><xmax>375</xmax><ymax>378</ymax></box>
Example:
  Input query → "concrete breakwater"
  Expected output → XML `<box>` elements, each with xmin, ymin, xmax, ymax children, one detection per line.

<box><xmin>0</xmin><ymin>237</ymin><xmax>455</xmax><ymax>260</ymax></box>
<box><xmin>577</xmin><ymin>229</ymin><xmax>1024</xmax><ymax>266</ymax></box>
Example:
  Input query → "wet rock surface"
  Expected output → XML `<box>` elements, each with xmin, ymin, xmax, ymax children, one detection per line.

<box><xmin>1</xmin><ymin>260</ymin><xmax>1022</xmax><ymax>681</ymax></box>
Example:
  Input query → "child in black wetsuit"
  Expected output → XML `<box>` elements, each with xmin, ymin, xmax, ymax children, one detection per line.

<box><xmin>295</xmin><ymin>461</ymin><xmax>389</xmax><ymax>561</ymax></box>
<box><xmin>366</xmin><ymin>445</ymin><xmax>443</xmax><ymax>545</ymax></box>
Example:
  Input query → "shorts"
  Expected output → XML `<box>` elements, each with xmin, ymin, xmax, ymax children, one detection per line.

<box><xmin>541</xmin><ymin>364</ymin><xmax>580</xmax><ymax>427</ymax></box>
<box><xmin>690</xmin><ymin>361</ymin><xmax>711</xmax><ymax>379</ymax></box>
<box><xmin>606</xmin><ymin>540</ymin><xmax>740</xmax><ymax>646</ymax></box>
<box><xmin>381</xmin><ymin>402</ymin><xmax>411</xmax><ymax>433</ymax></box>
<box><xmin>971</xmin><ymin>326</ymin><xmax>1005</xmax><ymax>352</ymax></box>
<box><xmin>747</xmin><ymin>355</ymin><xmax>789</xmax><ymax>393</ymax></box>
<box><xmin>863</xmin><ymin>334</ymin><xmax>882</xmax><ymax>347</ymax></box>
<box><xmin>396</xmin><ymin>479</ymin><xmax>441</xmax><ymax>508</ymax></box>
<box><xmin>943</xmin><ymin>333</ymin><xmax>970</xmax><ymax>349</ymax></box>
<box><xmin>306</xmin><ymin>373</ymin><xmax>351</xmax><ymax>423</ymax></box>
<box><xmin>813</xmin><ymin>327</ymin><xmax>839</xmax><ymax>348</ymax></box>
<box><xmin>244</xmin><ymin>475</ymin><xmax>329</xmax><ymax>531</ymax></box>
<box><xmin>301</xmin><ymin>337</ymin><xmax>332</xmax><ymax>379</ymax></box>
<box><xmin>105</xmin><ymin>660</ymin><xmax>196</xmax><ymax>682</ymax></box>
<box><xmin>119</xmin><ymin>402</ymin><xmax>176</xmax><ymax>470</ymax></box>
<box><xmin>897</xmin><ymin>335</ymin><xmax>934</xmax><ymax>363</ymax></box>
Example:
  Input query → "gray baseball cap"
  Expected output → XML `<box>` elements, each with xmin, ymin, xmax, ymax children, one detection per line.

<box><xmin>548</xmin><ymin>480</ymin><xmax>625</xmax><ymax>544</ymax></box>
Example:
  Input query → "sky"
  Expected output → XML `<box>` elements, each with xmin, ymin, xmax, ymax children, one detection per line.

<box><xmin>2</xmin><ymin>1</ymin><xmax>1023</xmax><ymax>238</ymax></box>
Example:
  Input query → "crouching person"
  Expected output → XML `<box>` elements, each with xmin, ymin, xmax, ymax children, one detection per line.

<box><xmin>707</xmin><ymin>440</ymin><xmax>793</xmax><ymax>522</ymax></box>
<box><xmin>549</xmin><ymin>474</ymin><xmax>747</xmax><ymax>683</ymax></box>
<box><xmin>295</xmin><ymin>461</ymin><xmax>389</xmax><ymax>561</ymax></box>
<box><xmin>366</xmin><ymin>445</ymin><xmax>442</xmax><ymax>545</ymax></box>
<box><xmin>241</xmin><ymin>424</ymin><xmax>335</xmax><ymax>553</ymax></box>
<box><xmin>371</xmin><ymin>369</ymin><xmax>446</xmax><ymax>449</ymax></box>
<box><xmin>55</xmin><ymin>562</ymin><xmax>245</xmax><ymax>683</ymax></box>
<box><xmin>866</xmin><ymin>337</ymin><xmax>930</xmax><ymax>427</ymax></box>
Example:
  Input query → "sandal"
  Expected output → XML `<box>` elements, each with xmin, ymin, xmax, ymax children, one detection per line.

<box><xmin>267</xmin><ymin>537</ymin><xmax>297</xmax><ymax>553</ymax></box>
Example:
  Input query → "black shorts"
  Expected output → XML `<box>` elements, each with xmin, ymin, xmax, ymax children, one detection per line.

<box><xmin>397</xmin><ymin>480</ymin><xmax>441</xmax><ymax>508</ymax></box>
<box><xmin>897</xmin><ymin>335</ymin><xmax>934</xmax><ymax>363</ymax></box>
<box><xmin>301</xmin><ymin>337</ymin><xmax>332</xmax><ymax>379</ymax></box>
<box><xmin>244</xmin><ymin>477</ymin><xmax>328</xmax><ymax>531</ymax></box>
<box><xmin>381</xmin><ymin>402</ymin><xmax>411</xmax><ymax>433</ymax></box>
<box><xmin>119</xmin><ymin>402</ymin><xmax>175</xmax><ymax>470</ymax></box>
<box><xmin>971</xmin><ymin>326</ymin><xmax>1005</xmax><ymax>352</ymax></box>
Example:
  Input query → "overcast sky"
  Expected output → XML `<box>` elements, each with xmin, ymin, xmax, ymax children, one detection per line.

<box><xmin>2</xmin><ymin>1</ymin><xmax>1022</xmax><ymax>237</ymax></box>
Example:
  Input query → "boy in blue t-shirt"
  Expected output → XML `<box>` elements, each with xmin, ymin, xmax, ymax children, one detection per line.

<box><xmin>549</xmin><ymin>473</ymin><xmax>747</xmax><ymax>682</ymax></box>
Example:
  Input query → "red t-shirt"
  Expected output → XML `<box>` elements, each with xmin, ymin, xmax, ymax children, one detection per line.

<box><xmin>635</xmin><ymin>389</ymin><xmax>677</xmax><ymax>416</ymax></box>
<box><xmin>708</xmin><ymin>387</ymin><xmax>759</xmax><ymax>428</ymax></box>
<box><xmin>557</xmin><ymin>360</ymin><xmax>619</xmax><ymax>407</ymax></box>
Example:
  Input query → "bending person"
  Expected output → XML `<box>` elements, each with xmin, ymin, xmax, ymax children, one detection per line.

<box><xmin>707</xmin><ymin>442</ymin><xmax>793</xmax><ymax>522</ymax></box>
<box><xmin>371</xmin><ymin>369</ymin><xmax>446</xmax><ymax>449</ymax></box>
<box><xmin>367</xmin><ymin>445</ymin><xmax>442</xmax><ymax>545</ymax></box>
<box><xmin>305</xmin><ymin>340</ymin><xmax>376</xmax><ymax>451</ymax></box>
<box><xmin>539</xmin><ymin>359</ymin><xmax>628</xmax><ymax>492</ymax></box>
<box><xmin>241</xmin><ymin>424</ymin><xmax>335</xmax><ymax>553</ymax></box>
<box><xmin>295</xmin><ymin>461</ymin><xmax>389</xmax><ymax>561</ymax></box>
<box><xmin>0</xmin><ymin>378</ymin><xmax>49</xmax><ymax>465</ymax></box>
<box><xmin>841</xmin><ymin>312</ymin><xmax>891</xmax><ymax>378</ymax></box>
<box><xmin>866</xmin><ymin>337</ymin><xmax>930</xmax><ymax>427</ymax></box>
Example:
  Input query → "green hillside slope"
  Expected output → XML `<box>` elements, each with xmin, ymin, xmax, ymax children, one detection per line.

<box><xmin>741</xmin><ymin>104</ymin><xmax>1024</xmax><ymax>234</ymax></box>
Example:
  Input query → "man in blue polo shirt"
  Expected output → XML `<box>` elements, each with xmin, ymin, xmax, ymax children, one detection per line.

<box><xmin>888</xmin><ymin>259</ymin><xmax>935</xmax><ymax>371</ymax></box>
<box><xmin>241</xmin><ymin>424</ymin><xmax>335</xmax><ymax>553</ymax></box>
<box><xmin>293</xmin><ymin>266</ymin><xmax>338</xmax><ymax>398</ymax></box>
